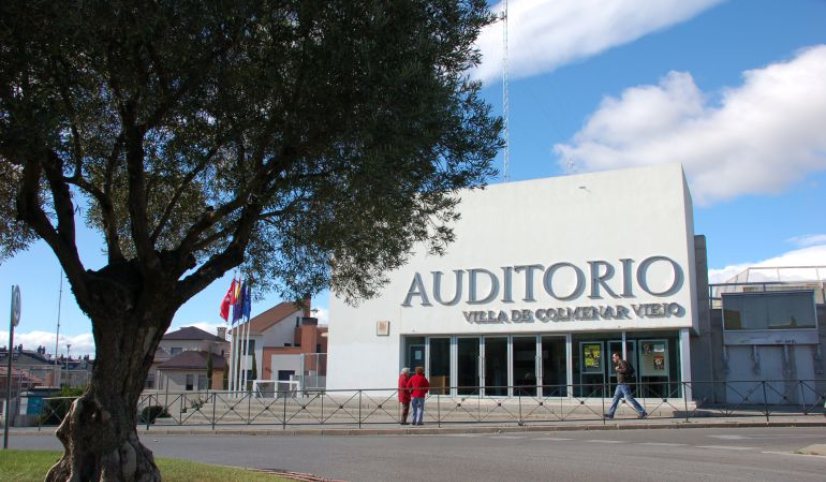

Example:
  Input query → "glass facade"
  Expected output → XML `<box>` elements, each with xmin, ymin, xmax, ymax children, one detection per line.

<box><xmin>401</xmin><ymin>334</ymin><xmax>573</xmax><ymax>398</ymax></box>
<box><xmin>572</xmin><ymin>331</ymin><xmax>682</xmax><ymax>398</ymax></box>
<box><xmin>400</xmin><ymin>330</ymin><xmax>684</xmax><ymax>399</ymax></box>
<box><xmin>723</xmin><ymin>290</ymin><xmax>816</xmax><ymax>330</ymax></box>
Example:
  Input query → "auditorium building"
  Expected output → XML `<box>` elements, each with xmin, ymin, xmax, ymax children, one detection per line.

<box><xmin>326</xmin><ymin>163</ymin><xmax>826</xmax><ymax>403</ymax></box>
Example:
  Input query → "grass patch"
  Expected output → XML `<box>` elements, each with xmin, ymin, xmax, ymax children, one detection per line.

<box><xmin>0</xmin><ymin>450</ymin><xmax>289</xmax><ymax>482</ymax></box>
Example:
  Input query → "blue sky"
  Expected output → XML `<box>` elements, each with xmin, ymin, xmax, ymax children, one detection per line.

<box><xmin>2</xmin><ymin>0</ymin><xmax>825</xmax><ymax>357</ymax></box>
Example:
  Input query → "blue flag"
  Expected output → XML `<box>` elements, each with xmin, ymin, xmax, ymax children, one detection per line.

<box><xmin>232</xmin><ymin>280</ymin><xmax>245</xmax><ymax>324</ymax></box>
<box><xmin>242</xmin><ymin>282</ymin><xmax>252</xmax><ymax>319</ymax></box>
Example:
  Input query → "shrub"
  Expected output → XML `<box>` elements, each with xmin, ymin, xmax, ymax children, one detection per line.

<box><xmin>139</xmin><ymin>405</ymin><xmax>170</xmax><ymax>424</ymax></box>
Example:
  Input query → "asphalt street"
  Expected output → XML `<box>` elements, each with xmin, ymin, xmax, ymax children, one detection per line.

<box><xmin>11</xmin><ymin>426</ymin><xmax>826</xmax><ymax>481</ymax></box>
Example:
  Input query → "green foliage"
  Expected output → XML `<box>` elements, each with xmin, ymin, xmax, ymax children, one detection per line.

<box><xmin>0</xmin><ymin>0</ymin><xmax>501</xmax><ymax>305</ymax></box>
<box><xmin>139</xmin><ymin>405</ymin><xmax>170</xmax><ymax>425</ymax></box>
<box><xmin>0</xmin><ymin>4</ymin><xmax>500</xmax><ymax>468</ymax></box>
<box><xmin>57</xmin><ymin>387</ymin><xmax>85</xmax><ymax>398</ymax></box>
<box><xmin>0</xmin><ymin>161</ymin><xmax>35</xmax><ymax>263</ymax></box>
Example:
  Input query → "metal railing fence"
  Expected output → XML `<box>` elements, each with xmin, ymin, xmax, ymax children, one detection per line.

<box><xmin>18</xmin><ymin>379</ymin><xmax>825</xmax><ymax>430</ymax></box>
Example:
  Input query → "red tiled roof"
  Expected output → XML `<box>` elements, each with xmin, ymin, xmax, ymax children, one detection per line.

<box><xmin>230</xmin><ymin>301</ymin><xmax>305</xmax><ymax>336</ymax></box>
<box><xmin>0</xmin><ymin>366</ymin><xmax>46</xmax><ymax>386</ymax></box>
<box><xmin>157</xmin><ymin>351</ymin><xmax>227</xmax><ymax>371</ymax></box>
<box><xmin>163</xmin><ymin>326</ymin><xmax>225</xmax><ymax>342</ymax></box>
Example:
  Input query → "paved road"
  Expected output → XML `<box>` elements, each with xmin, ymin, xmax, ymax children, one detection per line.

<box><xmin>12</xmin><ymin>426</ymin><xmax>826</xmax><ymax>481</ymax></box>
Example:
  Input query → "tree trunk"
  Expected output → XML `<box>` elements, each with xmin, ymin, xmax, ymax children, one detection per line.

<box><xmin>45</xmin><ymin>391</ymin><xmax>158</xmax><ymax>482</ymax></box>
<box><xmin>46</xmin><ymin>308</ymin><xmax>169</xmax><ymax>482</ymax></box>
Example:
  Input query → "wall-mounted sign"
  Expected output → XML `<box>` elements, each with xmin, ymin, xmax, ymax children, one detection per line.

<box><xmin>401</xmin><ymin>256</ymin><xmax>685</xmax><ymax>308</ymax></box>
<box><xmin>461</xmin><ymin>303</ymin><xmax>685</xmax><ymax>324</ymax></box>
<box><xmin>376</xmin><ymin>320</ymin><xmax>390</xmax><ymax>336</ymax></box>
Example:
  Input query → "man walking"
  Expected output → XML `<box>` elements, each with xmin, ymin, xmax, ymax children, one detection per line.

<box><xmin>604</xmin><ymin>352</ymin><xmax>647</xmax><ymax>419</ymax></box>
<box><xmin>407</xmin><ymin>366</ymin><xmax>430</xmax><ymax>426</ymax></box>
<box><xmin>398</xmin><ymin>367</ymin><xmax>411</xmax><ymax>425</ymax></box>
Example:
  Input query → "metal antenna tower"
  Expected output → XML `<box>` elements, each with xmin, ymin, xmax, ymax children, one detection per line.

<box><xmin>502</xmin><ymin>0</ymin><xmax>510</xmax><ymax>182</ymax></box>
<box><xmin>54</xmin><ymin>268</ymin><xmax>63</xmax><ymax>387</ymax></box>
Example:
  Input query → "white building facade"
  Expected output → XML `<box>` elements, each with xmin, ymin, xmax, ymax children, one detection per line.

<box><xmin>328</xmin><ymin>163</ymin><xmax>700</xmax><ymax>399</ymax></box>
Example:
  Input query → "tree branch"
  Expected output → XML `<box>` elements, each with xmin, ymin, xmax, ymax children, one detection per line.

<box><xmin>122</xmin><ymin>103</ymin><xmax>156</xmax><ymax>268</ymax></box>
<box><xmin>150</xmin><ymin>144</ymin><xmax>220</xmax><ymax>244</ymax></box>
<box><xmin>174</xmin><ymin>199</ymin><xmax>263</xmax><ymax>303</ymax></box>
<box><xmin>17</xmin><ymin>154</ymin><xmax>90</xmax><ymax>306</ymax></box>
<box><xmin>102</xmin><ymin>133</ymin><xmax>125</xmax><ymax>262</ymax></box>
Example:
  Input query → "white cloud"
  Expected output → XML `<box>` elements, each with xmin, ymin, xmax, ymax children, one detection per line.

<box><xmin>554</xmin><ymin>45</ymin><xmax>826</xmax><ymax>205</ymax></box>
<box><xmin>708</xmin><ymin>244</ymin><xmax>826</xmax><ymax>283</ymax></box>
<box><xmin>313</xmin><ymin>307</ymin><xmax>329</xmax><ymax>325</ymax></box>
<box><xmin>474</xmin><ymin>0</ymin><xmax>723</xmax><ymax>83</ymax></box>
<box><xmin>0</xmin><ymin>330</ymin><xmax>95</xmax><ymax>358</ymax></box>
<box><xmin>787</xmin><ymin>234</ymin><xmax>826</xmax><ymax>248</ymax></box>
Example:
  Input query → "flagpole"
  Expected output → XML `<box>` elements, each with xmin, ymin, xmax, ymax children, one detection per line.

<box><xmin>237</xmin><ymin>278</ymin><xmax>245</xmax><ymax>394</ymax></box>
<box><xmin>229</xmin><ymin>321</ymin><xmax>237</xmax><ymax>393</ymax></box>
<box><xmin>237</xmin><ymin>321</ymin><xmax>243</xmax><ymax>394</ymax></box>
<box><xmin>247</xmin><ymin>282</ymin><xmax>253</xmax><ymax>393</ymax></box>
<box><xmin>241</xmin><ymin>281</ymin><xmax>252</xmax><ymax>394</ymax></box>
<box><xmin>246</xmin><ymin>312</ymin><xmax>252</xmax><ymax>393</ymax></box>
<box><xmin>242</xmin><ymin>314</ymin><xmax>249</xmax><ymax>392</ymax></box>
<box><xmin>234</xmin><ymin>317</ymin><xmax>242</xmax><ymax>394</ymax></box>
<box><xmin>221</xmin><ymin>275</ymin><xmax>239</xmax><ymax>394</ymax></box>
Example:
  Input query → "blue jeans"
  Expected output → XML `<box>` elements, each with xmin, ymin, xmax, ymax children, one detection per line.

<box><xmin>606</xmin><ymin>383</ymin><xmax>645</xmax><ymax>416</ymax></box>
<box><xmin>411</xmin><ymin>397</ymin><xmax>425</xmax><ymax>424</ymax></box>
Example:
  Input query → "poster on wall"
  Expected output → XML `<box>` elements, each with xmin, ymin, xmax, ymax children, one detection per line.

<box><xmin>640</xmin><ymin>341</ymin><xmax>668</xmax><ymax>376</ymax></box>
<box><xmin>582</xmin><ymin>343</ymin><xmax>603</xmax><ymax>373</ymax></box>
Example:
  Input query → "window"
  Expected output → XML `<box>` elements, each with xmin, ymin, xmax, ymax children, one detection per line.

<box><xmin>723</xmin><ymin>291</ymin><xmax>816</xmax><ymax>330</ymax></box>
<box><xmin>170</xmin><ymin>347</ymin><xmax>182</xmax><ymax>356</ymax></box>
<box><xmin>197</xmin><ymin>374</ymin><xmax>209</xmax><ymax>390</ymax></box>
<box><xmin>457</xmin><ymin>338</ymin><xmax>479</xmax><ymax>395</ymax></box>
<box><xmin>430</xmin><ymin>338</ymin><xmax>450</xmax><ymax>395</ymax></box>
<box><xmin>185</xmin><ymin>374</ymin><xmax>194</xmax><ymax>391</ymax></box>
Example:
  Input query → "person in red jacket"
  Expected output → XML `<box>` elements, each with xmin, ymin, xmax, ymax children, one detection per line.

<box><xmin>398</xmin><ymin>367</ymin><xmax>411</xmax><ymax>425</ymax></box>
<box><xmin>406</xmin><ymin>366</ymin><xmax>430</xmax><ymax>426</ymax></box>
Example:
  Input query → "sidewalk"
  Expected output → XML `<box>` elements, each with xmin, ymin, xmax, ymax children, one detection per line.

<box><xmin>12</xmin><ymin>413</ymin><xmax>826</xmax><ymax>438</ymax></box>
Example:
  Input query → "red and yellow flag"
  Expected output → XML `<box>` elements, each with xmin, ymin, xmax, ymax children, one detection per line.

<box><xmin>219</xmin><ymin>278</ymin><xmax>237</xmax><ymax>322</ymax></box>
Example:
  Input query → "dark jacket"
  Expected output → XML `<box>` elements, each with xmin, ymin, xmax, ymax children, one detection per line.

<box><xmin>615</xmin><ymin>359</ymin><xmax>633</xmax><ymax>384</ymax></box>
<box><xmin>398</xmin><ymin>374</ymin><xmax>411</xmax><ymax>403</ymax></box>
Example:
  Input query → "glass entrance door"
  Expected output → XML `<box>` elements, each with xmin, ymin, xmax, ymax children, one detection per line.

<box><xmin>541</xmin><ymin>337</ymin><xmax>567</xmax><ymax>397</ymax></box>
<box><xmin>513</xmin><ymin>336</ymin><xmax>537</xmax><ymax>396</ymax></box>
<box><xmin>429</xmin><ymin>338</ymin><xmax>450</xmax><ymax>395</ymax></box>
<box><xmin>607</xmin><ymin>340</ymin><xmax>636</xmax><ymax>393</ymax></box>
<box><xmin>457</xmin><ymin>338</ymin><xmax>480</xmax><ymax>395</ymax></box>
<box><xmin>484</xmin><ymin>337</ymin><xmax>508</xmax><ymax>396</ymax></box>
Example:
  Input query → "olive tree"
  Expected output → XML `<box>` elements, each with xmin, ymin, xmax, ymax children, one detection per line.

<box><xmin>0</xmin><ymin>1</ymin><xmax>501</xmax><ymax>480</ymax></box>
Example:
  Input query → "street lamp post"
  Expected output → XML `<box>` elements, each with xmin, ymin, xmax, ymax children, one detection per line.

<box><xmin>4</xmin><ymin>285</ymin><xmax>21</xmax><ymax>450</ymax></box>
